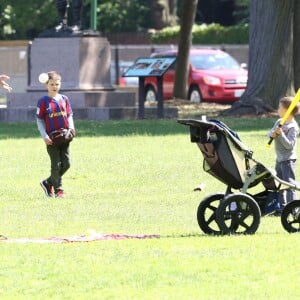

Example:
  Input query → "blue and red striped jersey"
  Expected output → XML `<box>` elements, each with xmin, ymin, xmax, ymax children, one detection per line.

<box><xmin>36</xmin><ymin>94</ymin><xmax>73</xmax><ymax>134</ymax></box>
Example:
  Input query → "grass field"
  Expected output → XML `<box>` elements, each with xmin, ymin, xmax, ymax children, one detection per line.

<box><xmin>1</xmin><ymin>117</ymin><xmax>300</xmax><ymax>299</ymax></box>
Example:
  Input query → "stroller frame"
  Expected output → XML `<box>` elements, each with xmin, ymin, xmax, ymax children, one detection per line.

<box><xmin>178</xmin><ymin>118</ymin><xmax>300</xmax><ymax>234</ymax></box>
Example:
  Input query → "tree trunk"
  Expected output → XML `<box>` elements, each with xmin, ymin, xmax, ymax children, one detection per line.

<box><xmin>225</xmin><ymin>0</ymin><xmax>294</xmax><ymax>115</ymax></box>
<box><xmin>294</xmin><ymin>0</ymin><xmax>300</xmax><ymax>90</ymax></box>
<box><xmin>173</xmin><ymin>0</ymin><xmax>198</xmax><ymax>99</ymax></box>
<box><xmin>149</xmin><ymin>0</ymin><xmax>178</xmax><ymax>29</ymax></box>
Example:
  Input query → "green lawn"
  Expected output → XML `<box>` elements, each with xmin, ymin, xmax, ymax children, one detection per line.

<box><xmin>1</xmin><ymin>118</ymin><xmax>300</xmax><ymax>299</ymax></box>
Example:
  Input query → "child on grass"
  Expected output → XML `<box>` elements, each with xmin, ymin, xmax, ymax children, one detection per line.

<box><xmin>36</xmin><ymin>71</ymin><xmax>75</xmax><ymax>198</ymax></box>
<box><xmin>267</xmin><ymin>96</ymin><xmax>299</xmax><ymax>213</ymax></box>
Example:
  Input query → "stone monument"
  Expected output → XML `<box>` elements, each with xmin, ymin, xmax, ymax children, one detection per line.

<box><xmin>28</xmin><ymin>37</ymin><xmax>112</xmax><ymax>91</ymax></box>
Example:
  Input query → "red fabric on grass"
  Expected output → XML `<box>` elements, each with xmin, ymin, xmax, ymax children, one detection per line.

<box><xmin>0</xmin><ymin>233</ymin><xmax>160</xmax><ymax>244</ymax></box>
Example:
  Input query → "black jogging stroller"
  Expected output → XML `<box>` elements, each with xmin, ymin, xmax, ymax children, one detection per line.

<box><xmin>178</xmin><ymin>118</ymin><xmax>300</xmax><ymax>234</ymax></box>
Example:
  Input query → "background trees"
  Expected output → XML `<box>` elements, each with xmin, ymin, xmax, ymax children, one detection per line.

<box><xmin>0</xmin><ymin>0</ymin><xmax>248</xmax><ymax>39</ymax></box>
<box><xmin>196</xmin><ymin>0</ymin><xmax>248</xmax><ymax>25</ymax></box>
<box><xmin>0</xmin><ymin>0</ymin><xmax>57</xmax><ymax>39</ymax></box>
<box><xmin>3</xmin><ymin>0</ymin><xmax>297</xmax><ymax>114</ymax></box>
<box><xmin>93</xmin><ymin>1</ymin><xmax>150</xmax><ymax>33</ymax></box>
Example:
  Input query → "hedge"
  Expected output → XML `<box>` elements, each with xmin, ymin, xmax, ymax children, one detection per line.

<box><xmin>150</xmin><ymin>23</ymin><xmax>249</xmax><ymax>44</ymax></box>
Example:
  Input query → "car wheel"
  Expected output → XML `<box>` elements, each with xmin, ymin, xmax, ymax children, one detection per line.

<box><xmin>145</xmin><ymin>86</ymin><xmax>157</xmax><ymax>102</ymax></box>
<box><xmin>189</xmin><ymin>86</ymin><xmax>202</xmax><ymax>103</ymax></box>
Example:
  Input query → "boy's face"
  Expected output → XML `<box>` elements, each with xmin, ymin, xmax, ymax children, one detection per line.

<box><xmin>46</xmin><ymin>78</ymin><xmax>61</xmax><ymax>97</ymax></box>
<box><xmin>278</xmin><ymin>103</ymin><xmax>287</xmax><ymax>118</ymax></box>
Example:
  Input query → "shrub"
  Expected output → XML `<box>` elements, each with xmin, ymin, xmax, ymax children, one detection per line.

<box><xmin>150</xmin><ymin>23</ymin><xmax>249</xmax><ymax>44</ymax></box>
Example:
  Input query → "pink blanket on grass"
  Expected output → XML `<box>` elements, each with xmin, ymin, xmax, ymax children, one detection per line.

<box><xmin>0</xmin><ymin>233</ymin><xmax>160</xmax><ymax>244</ymax></box>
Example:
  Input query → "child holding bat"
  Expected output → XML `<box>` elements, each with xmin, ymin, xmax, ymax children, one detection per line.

<box><xmin>36</xmin><ymin>71</ymin><xmax>75</xmax><ymax>198</ymax></box>
<box><xmin>268</xmin><ymin>96</ymin><xmax>300</xmax><ymax>214</ymax></box>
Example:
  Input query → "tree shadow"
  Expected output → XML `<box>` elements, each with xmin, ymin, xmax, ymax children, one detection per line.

<box><xmin>0</xmin><ymin>119</ymin><xmax>188</xmax><ymax>140</ymax></box>
<box><xmin>0</xmin><ymin>116</ymin><xmax>280</xmax><ymax>140</ymax></box>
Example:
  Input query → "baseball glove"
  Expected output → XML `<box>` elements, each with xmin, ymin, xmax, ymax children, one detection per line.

<box><xmin>49</xmin><ymin>128</ymin><xmax>74</xmax><ymax>146</ymax></box>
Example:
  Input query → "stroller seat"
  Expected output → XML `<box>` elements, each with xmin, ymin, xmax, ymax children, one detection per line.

<box><xmin>178</xmin><ymin>118</ymin><xmax>272</xmax><ymax>190</ymax></box>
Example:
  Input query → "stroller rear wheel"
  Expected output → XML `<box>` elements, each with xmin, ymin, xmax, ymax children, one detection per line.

<box><xmin>197</xmin><ymin>193</ymin><xmax>224</xmax><ymax>235</ymax></box>
<box><xmin>281</xmin><ymin>200</ymin><xmax>300</xmax><ymax>233</ymax></box>
<box><xmin>216</xmin><ymin>193</ymin><xmax>261</xmax><ymax>235</ymax></box>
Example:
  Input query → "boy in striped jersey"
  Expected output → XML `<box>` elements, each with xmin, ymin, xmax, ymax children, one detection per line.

<box><xmin>36</xmin><ymin>71</ymin><xmax>75</xmax><ymax>198</ymax></box>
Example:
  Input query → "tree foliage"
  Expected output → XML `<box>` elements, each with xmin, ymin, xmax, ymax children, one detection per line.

<box><xmin>0</xmin><ymin>0</ymin><xmax>57</xmax><ymax>39</ymax></box>
<box><xmin>0</xmin><ymin>0</ymin><xmax>151</xmax><ymax>39</ymax></box>
<box><xmin>0</xmin><ymin>0</ymin><xmax>250</xmax><ymax>39</ymax></box>
<box><xmin>151</xmin><ymin>23</ymin><xmax>249</xmax><ymax>44</ymax></box>
<box><xmin>97</xmin><ymin>0</ymin><xmax>150</xmax><ymax>33</ymax></box>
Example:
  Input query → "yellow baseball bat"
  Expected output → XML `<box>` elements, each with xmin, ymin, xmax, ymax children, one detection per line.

<box><xmin>267</xmin><ymin>88</ymin><xmax>300</xmax><ymax>146</ymax></box>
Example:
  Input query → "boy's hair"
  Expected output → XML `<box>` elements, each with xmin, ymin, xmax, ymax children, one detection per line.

<box><xmin>279</xmin><ymin>96</ymin><xmax>299</xmax><ymax>116</ymax></box>
<box><xmin>47</xmin><ymin>71</ymin><xmax>61</xmax><ymax>82</ymax></box>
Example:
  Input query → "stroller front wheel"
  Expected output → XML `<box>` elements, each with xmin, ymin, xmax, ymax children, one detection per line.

<box><xmin>281</xmin><ymin>200</ymin><xmax>300</xmax><ymax>233</ymax></box>
<box><xmin>197</xmin><ymin>193</ymin><xmax>225</xmax><ymax>235</ymax></box>
<box><xmin>216</xmin><ymin>193</ymin><xmax>261</xmax><ymax>235</ymax></box>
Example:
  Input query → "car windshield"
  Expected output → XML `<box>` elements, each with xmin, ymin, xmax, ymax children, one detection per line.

<box><xmin>190</xmin><ymin>53</ymin><xmax>240</xmax><ymax>70</ymax></box>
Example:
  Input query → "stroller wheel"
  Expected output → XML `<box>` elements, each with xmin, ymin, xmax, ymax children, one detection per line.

<box><xmin>216</xmin><ymin>193</ymin><xmax>261</xmax><ymax>235</ymax></box>
<box><xmin>197</xmin><ymin>193</ymin><xmax>225</xmax><ymax>235</ymax></box>
<box><xmin>281</xmin><ymin>200</ymin><xmax>300</xmax><ymax>233</ymax></box>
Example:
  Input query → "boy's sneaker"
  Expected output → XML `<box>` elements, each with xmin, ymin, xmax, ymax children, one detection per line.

<box><xmin>40</xmin><ymin>180</ymin><xmax>54</xmax><ymax>197</ymax></box>
<box><xmin>55</xmin><ymin>189</ymin><xmax>65</xmax><ymax>198</ymax></box>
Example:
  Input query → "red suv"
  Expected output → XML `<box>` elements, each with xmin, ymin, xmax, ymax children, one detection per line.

<box><xmin>144</xmin><ymin>48</ymin><xmax>247</xmax><ymax>103</ymax></box>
